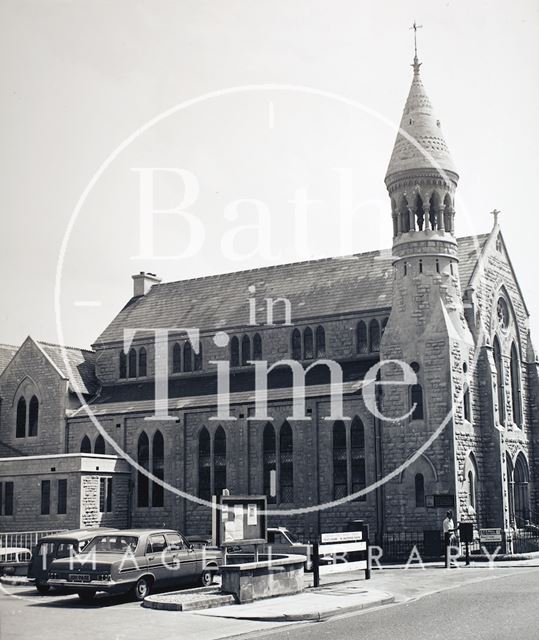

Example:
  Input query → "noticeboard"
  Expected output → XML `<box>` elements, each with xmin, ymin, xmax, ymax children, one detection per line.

<box><xmin>217</xmin><ymin>495</ymin><xmax>267</xmax><ymax>547</ymax></box>
<box><xmin>480</xmin><ymin>528</ymin><xmax>502</xmax><ymax>543</ymax></box>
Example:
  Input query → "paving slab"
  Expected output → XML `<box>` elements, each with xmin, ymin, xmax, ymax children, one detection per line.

<box><xmin>193</xmin><ymin>581</ymin><xmax>394</xmax><ymax>622</ymax></box>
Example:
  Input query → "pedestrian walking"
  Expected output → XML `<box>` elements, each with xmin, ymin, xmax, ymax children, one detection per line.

<box><xmin>443</xmin><ymin>510</ymin><xmax>457</xmax><ymax>568</ymax></box>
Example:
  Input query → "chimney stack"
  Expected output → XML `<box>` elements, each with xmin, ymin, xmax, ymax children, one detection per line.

<box><xmin>132</xmin><ymin>272</ymin><xmax>161</xmax><ymax>297</ymax></box>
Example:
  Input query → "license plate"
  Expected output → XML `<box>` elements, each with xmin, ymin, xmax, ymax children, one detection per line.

<box><xmin>69</xmin><ymin>574</ymin><xmax>91</xmax><ymax>583</ymax></box>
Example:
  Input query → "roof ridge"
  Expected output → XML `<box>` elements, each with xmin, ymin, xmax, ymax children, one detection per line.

<box><xmin>0</xmin><ymin>343</ymin><xmax>19</xmax><ymax>350</ymax></box>
<box><xmin>152</xmin><ymin>249</ymin><xmax>388</xmax><ymax>289</ymax></box>
<box><xmin>38</xmin><ymin>340</ymin><xmax>95</xmax><ymax>354</ymax></box>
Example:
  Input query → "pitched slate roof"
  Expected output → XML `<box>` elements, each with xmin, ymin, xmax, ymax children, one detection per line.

<box><xmin>0</xmin><ymin>344</ymin><xmax>18</xmax><ymax>375</ymax></box>
<box><xmin>94</xmin><ymin>234</ymin><xmax>490</xmax><ymax>346</ymax></box>
<box><xmin>37</xmin><ymin>342</ymin><xmax>98</xmax><ymax>396</ymax></box>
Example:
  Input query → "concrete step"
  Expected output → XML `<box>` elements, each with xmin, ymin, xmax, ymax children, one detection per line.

<box><xmin>143</xmin><ymin>586</ymin><xmax>236</xmax><ymax>611</ymax></box>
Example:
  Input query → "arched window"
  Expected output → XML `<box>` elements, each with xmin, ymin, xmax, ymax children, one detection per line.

<box><xmin>119</xmin><ymin>351</ymin><xmax>127</xmax><ymax>379</ymax></box>
<box><xmin>152</xmin><ymin>431</ymin><xmax>164</xmax><ymax>507</ymax></box>
<box><xmin>198</xmin><ymin>427</ymin><xmax>211</xmax><ymax>501</ymax></box>
<box><xmin>263</xmin><ymin>423</ymin><xmax>276</xmax><ymax>503</ymax></box>
<box><xmin>28</xmin><ymin>396</ymin><xmax>39</xmax><ymax>437</ymax></box>
<box><xmin>16</xmin><ymin>397</ymin><xmax>26</xmax><ymax>438</ymax></box>
<box><xmin>315</xmin><ymin>326</ymin><xmax>326</xmax><ymax>357</ymax></box>
<box><xmin>137</xmin><ymin>432</ymin><xmax>150</xmax><ymax>507</ymax></box>
<box><xmin>183</xmin><ymin>341</ymin><xmax>192</xmax><ymax>372</ymax></box>
<box><xmin>493</xmin><ymin>337</ymin><xmax>505</xmax><ymax>425</ymax></box>
<box><xmin>369</xmin><ymin>320</ymin><xmax>380</xmax><ymax>352</ymax></box>
<box><xmin>80</xmin><ymin>435</ymin><xmax>91</xmax><ymax>453</ymax></box>
<box><xmin>357</xmin><ymin>321</ymin><xmax>368</xmax><ymax>354</ymax></box>
<box><xmin>510</xmin><ymin>343</ymin><xmax>522</xmax><ymax>427</ymax></box>
<box><xmin>194</xmin><ymin>341</ymin><xmax>203</xmax><ymax>371</ymax></box>
<box><xmin>128</xmin><ymin>348</ymin><xmax>137</xmax><ymax>378</ymax></box>
<box><xmin>415</xmin><ymin>473</ymin><xmax>425</xmax><ymax>507</ymax></box>
<box><xmin>253</xmin><ymin>333</ymin><xmax>262</xmax><ymax>360</ymax></box>
<box><xmin>279</xmin><ymin>422</ymin><xmax>294</xmax><ymax>503</ymax></box>
<box><xmin>333</xmin><ymin>421</ymin><xmax>348</xmax><ymax>499</ymax></box>
<box><xmin>351</xmin><ymin>417</ymin><xmax>366</xmax><ymax>501</ymax></box>
<box><xmin>172</xmin><ymin>342</ymin><xmax>182</xmax><ymax>373</ymax></box>
<box><xmin>138</xmin><ymin>347</ymin><xmax>147</xmax><ymax>377</ymax></box>
<box><xmin>411</xmin><ymin>384</ymin><xmax>424</xmax><ymax>420</ymax></box>
<box><xmin>443</xmin><ymin>194</ymin><xmax>452</xmax><ymax>232</ymax></box>
<box><xmin>467</xmin><ymin>471</ymin><xmax>475</xmax><ymax>510</ymax></box>
<box><xmin>507</xmin><ymin>458</ymin><xmax>515</xmax><ymax>524</ymax></box>
<box><xmin>514</xmin><ymin>454</ymin><xmax>530</xmax><ymax>525</ymax></box>
<box><xmin>94</xmin><ymin>434</ymin><xmax>105</xmax><ymax>454</ymax></box>
<box><xmin>291</xmin><ymin>329</ymin><xmax>302</xmax><ymax>360</ymax></box>
<box><xmin>303</xmin><ymin>327</ymin><xmax>314</xmax><ymax>360</ymax></box>
<box><xmin>230</xmin><ymin>336</ymin><xmax>240</xmax><ymax>367</ymax></box>
<box><xmin>214</xmin><ymin>426</ymin><xmax>227</xmax><ymax>496</ymax></box>
<box><xmin>241</xmin><ymin>335</ymin><xmax>251</xmax><ymax>366</ymax></box>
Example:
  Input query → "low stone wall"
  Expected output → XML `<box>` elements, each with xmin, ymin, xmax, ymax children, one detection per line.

<box><xmin>220</xmin><ymin>554</ymin><xmax>305</xmax><ymax>604</ymax></box>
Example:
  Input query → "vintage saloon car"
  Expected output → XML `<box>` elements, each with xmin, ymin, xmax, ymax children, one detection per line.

<box><xmin>47</xmin><ymin>529</ymin><xmax>222</xmax><ymax>601</ymax></box>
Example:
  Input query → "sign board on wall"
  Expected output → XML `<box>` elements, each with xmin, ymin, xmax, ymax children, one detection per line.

<box><xmin>217</xmin><ymin>495</ymin><xmax>267</xmax><ymax>547</ymax></box>
<box><xmin>479</xmin><ymin>528</ymin><xmax>502</xmax><ymax>543</ymax></box>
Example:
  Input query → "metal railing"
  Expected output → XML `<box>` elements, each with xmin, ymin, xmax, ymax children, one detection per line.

<box><xmin>0</xmin><ymin>530</ymin><xmax>64</xmax><ymax>551</ymax></box>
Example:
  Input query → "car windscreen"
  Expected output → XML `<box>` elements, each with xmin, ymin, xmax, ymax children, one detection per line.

<box><xmin>81</xmin><ymin>535</ymin><xmax>139</xmax><ymax>554</ymax></box>
<box><xmin>284</xmin><ymin>530</ymin><xmax>300</xmax><ymax>544</ymax></box>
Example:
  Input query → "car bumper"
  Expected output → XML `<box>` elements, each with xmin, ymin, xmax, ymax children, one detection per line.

<box><xmin>47</xmin><ymin>579</ymin><xmax>130</xmax><ymax>594</ymax></box>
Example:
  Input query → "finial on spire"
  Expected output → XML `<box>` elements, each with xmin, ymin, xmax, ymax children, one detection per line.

<box><xmin>491</xmin><ymin>208</ymin><xmax>501</xmax><ymax>226</ymax></box>
<box><xmin>409</xmin><ymin>20</ymin><xmax>423</xmax><ymax>74</ymax></box>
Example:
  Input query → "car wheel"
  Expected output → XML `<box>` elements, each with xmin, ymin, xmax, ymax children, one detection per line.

<box><xmin>36</xmin><ymin>583</ymin><xmax>50</xmax><ymax>595</ymax></box>
<box><xmin>200</xmin><ymin>568</ymin><xmax>214</xmax><ymax>587</ymax></box>
<box><xmin>77</xmin><ymin>590</ymin><xmax>96</xmax><ymax>602</ymax></box>
<box><xmin>133</xmin><ymin>576</ymin><xmax>152</xmax><ymax>601</ymax></box>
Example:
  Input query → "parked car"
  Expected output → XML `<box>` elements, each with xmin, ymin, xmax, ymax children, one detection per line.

<box><xmin>0</xmin><ymin>547</ymin><xmax>32</xmax><ymax>576</ymax></box>
<box><xmin>47</xmin><ymin>529</ymin><xmax>223</xmax><ymax>601</ymax></box>
<box><xmin>28</xmin><ymin>528</ymin><xmax>114</xmax><ymax>594</ymax></box>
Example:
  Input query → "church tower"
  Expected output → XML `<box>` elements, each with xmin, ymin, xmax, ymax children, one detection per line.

<box><xmin>379</xmin><ymin>42</ymin><xmax>474</xmax><ymax>534</ymax></box>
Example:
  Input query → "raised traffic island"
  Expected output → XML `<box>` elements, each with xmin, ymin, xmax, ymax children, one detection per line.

<box><xmin>220</xmin><ymin>553</ymin><xmax>306</xmax><ymax>603</ymax></box>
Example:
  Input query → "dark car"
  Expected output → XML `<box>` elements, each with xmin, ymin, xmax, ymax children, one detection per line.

<box><xmin>47</xmin><ymin>529</ymin><xmax>223</xmax><ymax>602</ymax></box>
<box><xmin>28</xmin><ymin>528</ymin><xmax>114</xmax><ymax>594</ymax></box>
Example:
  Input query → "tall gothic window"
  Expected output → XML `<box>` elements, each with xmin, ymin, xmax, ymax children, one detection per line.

<box><xmin>80</xmin><ymin>435</ymin><xmax>91</xmax><ymax>453</ymax></box>
<box><xmin>230</xmin><ymin>336</ymin><xmax>240</xmax><ymax>367</ymax></box>
<box><xmin>263</xmin><ymin>423</ymin><xmax>277</xmax><ymax>503</ymax></box>
<box><xmin>15</xmin><ymin>397</ymin><xmax>26</xmax><ymax>438</ymax></box>
<box><xmin>172</xmin><ymin>343</ymin><xmax>182</xmax><ymax>373</ymax></box>
<box><xmin>94</xmin><ymin>434</ymin><xmax>105</xmax><ymax>454</ymax></box>
<box><xmin>241</xmin><ymin>335</ymin><xmax>251</xmax><ymax>366</ymax></box>
<box><xmin>351</xmin><ymin>417</ymin><xmax>366</xmax><ymax>501</ymax></box>
<box><xmin>315</xmin><ymin>326</ymin><xmax>326</xmax><ymax>357</ymax></box>
<box><xmin>152</xmin><ymin>431</ymin><xmax>164</xmax><ymax>507</ymax></box>
<box><xmin>415</xmin><ymin>473</ymin><xmax>425</xmax><ymax>507</ymax></box>
<box><xmin>28</xmin><ymin>396</ymin><xmax>39</xmax><ymax>437</ymax></box>
<box><xmin>213</xmin><ymin>426</ymin><xmax>227</xmax><ymax>496</ymax></box>
<box><xmin>514</xmin><ymin>454</ymin><xmax>530</xmax><ymax>525</ymax></box>
<box><xmin>183</xmin><ymin>341</ymin><xmax>192</xmax><ymax>372</ymax></box>
<box><xmin>253</xmin><ymin>333</ymin><xmax>262</xmax><ymax>360</ymax></box>
<box><xmin>369</xmin><ymin>319</ymin><xmax>380</xmax><ymax>352</ymax></box>
<box><xmin>357</xmin><ymin>321</ymin><xmax>368</xmax><ymax>354</ymax></box>
<box><xmin>291</xmin><ymin>329</ymin><xmax>302</xmax><ymax>360</ymax></box>
<box><xmin>332</xmin><ymin>421</ymin><xmax>348</xmax><ymax>499</ymax></box>
<box><xmin>138</xmin><ymin>347</ymin><xmax>147</xmax><ymax>377</ymax></box>
<box><xmin>119</xmin><ymin>351</ymin><xmax>127</xmax><ymax>379</ymax></box>
<box><xmin>193</xmin><ymin>342</ymin><xmax>203</xmax><ymax>371</ymax></box>
<box><xmin>279</xmin><ymin>422</ymin><xmax>294</xmax><ymax>504</ymax></box>
<box><xmin>493</xmin><ymin>337</ymin><xmax>505</xmax><ymax>425</ymax></box>
<box><xmin>198</xmin><ymin>427</ymin><xmax>211</xmax><ymax>501</ymax></box>
<box><xmin>303</xmin><ymin>327</ymin><xmax>314</xmax><ymax>360</ymax></box>
<box><xmin>137</xmin><ymin>432</ymin><xmax>150</xmax><ymax>507</ymax></box>
<box><xmin>510</xmin><ymin>343</ymin><xmax>522</xmax><ymax>427</ymax></box>
<box><xmin>128</xmin><ymin>348</ymin><xmax>137</xmax><ymax>378</ymax></box>
<box><xmin>411</xmin><ymin>384</ymin><xmax>424</xmax><ymax>420</ymax></box>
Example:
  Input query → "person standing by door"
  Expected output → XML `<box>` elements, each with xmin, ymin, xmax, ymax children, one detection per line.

<box><xmin>443</xmin><ymin>510</ymin><xmax>456</xmax><ymax>567</ymax></box>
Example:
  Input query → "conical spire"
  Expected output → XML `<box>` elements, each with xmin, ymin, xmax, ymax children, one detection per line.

<box><xmin>385</xmin><ymin>55</ymin><xmax>457</xmax><ymax>181</ymax></box>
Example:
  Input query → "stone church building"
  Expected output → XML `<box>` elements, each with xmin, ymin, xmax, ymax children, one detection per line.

<box><xmin>1</xmin><ymin>52</ymin><xmax>538</xmax><ymax>550</ymax></box>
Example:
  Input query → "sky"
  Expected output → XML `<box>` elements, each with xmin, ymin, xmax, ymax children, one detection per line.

<box><xmin>1</xmin><ymin>0</ymin><xmax>538</xmax><ymax>349</ymax></box>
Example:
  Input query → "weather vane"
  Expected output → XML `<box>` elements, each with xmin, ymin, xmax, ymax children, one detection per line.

<box><xmin>410</xmin><ymin>20</ymin><xmax>423</xmax><ymax>58</ymax></box>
